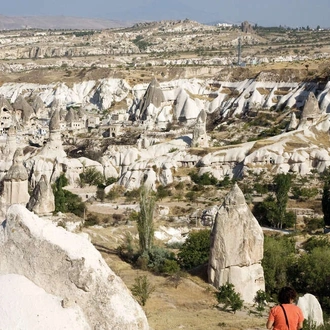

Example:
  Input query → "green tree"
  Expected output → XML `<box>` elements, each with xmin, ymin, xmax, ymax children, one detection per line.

<box><xmin>177</xmin><ymin>229</ymin><xmax>211</xmax><ymax>269</ymax></box>
<box><xmin>293</xmin><ymin>246</ymin><xmax>330</xmax><ymax>311</ymax></box>
<box><xmin>253</xmin><ymin>195</ymin><xmax>278</xmax><ymax>227</ymax></box>
<box><xmin>274</xmin><ymin>174</ymin><xmax>292</xmax><ymax>228</ymax></box>
<box><xmin>53</xmin><ymin>173</ymin><xmax>85</xmax><ymax>217</ymax></box>
<box><xmin>137</xmin><ymin>187</ymin><xmax>155</xmax><ymax>253</ymax></box>
<box><xmin>262</xmin><ymin>236</ymin><xmax>295</xmax><ymax>297</ymax></box>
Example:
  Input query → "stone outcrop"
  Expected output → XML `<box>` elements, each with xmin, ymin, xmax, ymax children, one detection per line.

<box><xmin>32</xmin><ymin>95</ymin><xmax>46</xmax><ymax>116</ymax></box>
<box><xmin>297</xmin><ymin>293</ymin><xmax>323</xmax><ymax>327</ymax></box>
<box><xmin>298</xmin><ymin>92</ymin><xmax>323</xmax><ymax>129</ymax></box>
<box><xmin>241</xmin><ymin>21</ymin><xmax>254</xmax><ymax>33</ymax></box>
<box><xmin>27</xmin><ymin>174</ymin><xmax>55</xmax><ymax>215</ymax></box>
<box><xmin>191</xmin><ymin>109</ymin><xmax>209</xmax><ymax>147</ymax></box>
<box><xmin>0</xmin><ymin>205</ymin><xmax>149</xmax><ymax>329</ymax></box>
<box><xmin>139</xmin><ymin>78</ymin><xmax>165</xmax><ymax>121</ymax></box>
<box><xmin>208</xmin><ymin>183</ymin><xmax>265</xmax><ymax>303</ymax></box>
<box><xmin>0</xmin><ymin>273</ymin><xmax>90</xmax><ymax>329</ymax></box>
<box><xmin>287</xmin><ymin>112</ymin><xmax>298</xmax><ymax>131</ymax></box>
<box><xmin>1</xmin><ymin>148</ymin><xmax>29</xmax><ymax>217</ymax></box>
<box><xmin>13</xmin><ymin>95</ymin><xmax>34</xmax><ymax>123</ymax></box>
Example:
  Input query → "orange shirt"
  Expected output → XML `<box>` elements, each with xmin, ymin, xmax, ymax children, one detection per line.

<box><xmin>268</xmin><ymin>304</ymin><xmax>304</xmax><ymax>330</ymax></box>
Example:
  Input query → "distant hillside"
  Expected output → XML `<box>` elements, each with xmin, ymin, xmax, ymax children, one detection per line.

<box><xmin>0</xmin><ymin>14</ymin><xmax>134</xmax><ymax>30</ymax></box>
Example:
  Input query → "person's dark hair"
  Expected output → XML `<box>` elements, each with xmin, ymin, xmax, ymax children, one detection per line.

<box><xmin>278</xmin><ymin>286</ymin><xmax>297</xmax><ymax>304</ymax></box>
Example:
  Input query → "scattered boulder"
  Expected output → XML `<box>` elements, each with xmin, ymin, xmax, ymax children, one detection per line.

<box><xmin>297</xmin><ymin>293</ymin><xmax>323</xmax><ymax>327</ymax></box>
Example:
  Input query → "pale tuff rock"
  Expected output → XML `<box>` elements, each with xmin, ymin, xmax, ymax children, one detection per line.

<box><xmin>27</xmin><ymin>174</ymin><xmax>55</xmax><ymax>215</ymax></box>
<box><xmin>13</xmin><ymin>95</ymin><xmax>34</xmax><ymax>124</ymax></box>
<box><xmin>297</xmin><ymin>294</ymin><xmax>324</xmax><ymax>327</ymax></box>
<box><xmin>208</xmin><ymin>183</ymin><xmax>265</xmax><ymax>303</ymax></box>
<box><xmin>159</xmin><ymin>163</ymin><xmax>174</xmax><ymax>186</ymax></box>
<box><xmin>49</xmin><ymin>108</ymin><xmax>61</xmax><ymax>131</ymax></box>
<box><xmin>0</xmin><ymin>274</ymin><xmax>90</xmax><ymax>330</ymax></box>
<box><xmin>139</xmin><ymin>78</ymin><xmax>165</xmax><ymax>120</ymax></box>
<box><xmin>32</xmin><ymin>95</ymin><xmax>46</xmax><ymax>116</ymax></box>
<box><xmin>1</xmin><ymin>149</ymin><xmax>30</xmax><ymax>216</ymax></box>
<box><xmin>191</xmin><ymin>109</ymin><xmax>209</xmax><ymax>148</ymax></box>
<box><xmin>26</xmin><ymin>108</ymin><xmax>67</xmax><ymax>187</ymax></box>
<box><xmin>287</xmin><ymin>112</ymin><xmax>298</xmax><ymax>131</ymax></box>
<box><xmin>0</xmin><ymin>205</ymin><xmax>149</xmax><ymax>330</ymax></box>
<box><xmin>298</xmin><ymin>92</ymin><xmax>323</xmax><ymax>129</ymax></box>
<box><xmin>95</xmin><ymin>78</ymin><xmax>131</xmax><ymax>110</ymax></box>
<box><xmin>2</xmin><ymin>125</ymin><xmax>17</xmax><ymax>160</ymax></box>
<box><xmin>1</xmin><ymin>79</ymin><xmax>330</xmax><ymax>130</ymax></box>
<box><xmin>200</xmin><ymin>205</ymin><xmax>219</xmax><ymax>227</ymax></box>
<box><xmin>0</xmin><ymin>95</ymin><xmax>13</xmax><ymax>130</ymax></box>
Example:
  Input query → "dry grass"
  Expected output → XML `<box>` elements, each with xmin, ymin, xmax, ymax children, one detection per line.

<box><xmin>83</xmin><ymin>223</ymin><xmax>269</xmax><ymax>330</ymax></box>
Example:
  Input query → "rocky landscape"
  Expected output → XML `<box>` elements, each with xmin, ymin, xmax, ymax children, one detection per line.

<box><xmin>0</xmin><ymin>19</ymin><xmax>330</xmax><ymax>329</ymax></box>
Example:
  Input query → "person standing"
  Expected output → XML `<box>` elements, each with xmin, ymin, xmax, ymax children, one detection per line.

<box><xmin>267</xmin><ymin>286</ymin><xmax>304</xmax><ymax>330</ymax></box>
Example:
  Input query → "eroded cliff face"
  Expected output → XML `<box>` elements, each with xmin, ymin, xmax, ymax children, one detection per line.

<box><xmin>0</xmin><ymin>205</ymin><xmax>149</xmax><ymax>330</ymax></box>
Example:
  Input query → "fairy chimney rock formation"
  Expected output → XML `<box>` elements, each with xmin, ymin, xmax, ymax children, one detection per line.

<box><xmin>27</xmin><ymin>174</ymin><xmax>55</xmax><ymax>215</ymax></box>
<box><xmin>0</xmin><ymin>205</ymin><xmax>149</xmax><ymax>329</ymax></box>
<box><xmin>2</xmin><ymin>148</ymin><xmax>30</xmax><ymax>206</ymax></box>
<box><xmin>3</xmin><ymin>125</ymin><xmax>17</xmax><ymax>159</ymax></box>
<box><xmin>139</xmin><ymin>78</ymin><xmax>165</xmax><ymax>120</ymax></box>
<box><xmin>208</xmin><ymin>183</ymin><xmax>265</xmax><ymax>303</ymax></box>
<box><xmin>13</xmin><ymin>95</ymin><xmax>34</xmax><ymax>124</ymax></box>
<box><xmin>287</xmin><ymin>112</ymin><xmax>298</xmax><ymax>131</ymax></box>
<box><xmin>32</xmin><ymin>95</ymin><xmax>46</xmax><ymax>117</ymax></box>
<box><xmin>298</xmin><ymin>92</ymin><xmax>323</xmax><ymax>129</ymax></box>
<box><xmin>241</xmin><ymin>21</ymin><xmax>254</xmax><ymax>33</ymax></box>
<box><xmin>38</xmin><ymin>109</ymin><xmax>66</xmax><ymax>159</ymax></box>
<box><xmin>191</xmin><ymin>109</ymin><xmax>209</xmax><ymax>148</ymax></box>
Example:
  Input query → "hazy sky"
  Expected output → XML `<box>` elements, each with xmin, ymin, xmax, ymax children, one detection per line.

<box><xmin>1</xmin><ymin>0</ymin><xmax>329</xmax><ymax>28</ymax></box>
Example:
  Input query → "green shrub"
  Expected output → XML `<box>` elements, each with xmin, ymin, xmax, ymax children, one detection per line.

<box><xmin>79</xmin><ymin>167</ymin><xmax>104</xmax><ymax>187</ymax></box>
<box><xmin>53</xmin><ymin>174</ymin><xmax>85</xmax><ymax>217</ymax></box>
<box><xmin>292</xmin><ymin>246</ymin><xmax>330</xmax><ymax>312</ymax></box>
<box><xmin>156</xmin><ymin>185</ymin><xmax>171</xmax><ymax>200</ymax></box>
<box><xmin>131</xmin><ymin>275</ymin><xmax>155</xmax><ymax>306</ymax></box>
<box><xmin>189</xmin><ymin>172</ymin><xmax>218</xmax><ymax>186</ymax></box>
<box><xmin>302</xmin><ymin>237</ymin><xmax>330</xmax><ymax>253</ymax></box>
<box><xmin>105</xmin><ymin>177</ymin><xmax>117</xmax><ymax>186</ymax></box>
<box><xmin>177</xmin><ymin>229</ymin><xmax>211</xmax><ymax>269</ymax></box>
<box><xmin>215</xmin><ymin>283</ymin><xmax>243</xmax><ymax>313</ymax></box>
<box><xmin>161</xmin><ymin>259</ymin><xmax>181</xmax><ymax>275</ymax></box>
<box><xmin>303</xmin><ymin>217</ymin><xmax>324</xmax><ymax>232</ymax></box>
<box><xmin>253</xmin><ymin>290</ymin><xmax>268</xmax><ymax>312</ymax></box>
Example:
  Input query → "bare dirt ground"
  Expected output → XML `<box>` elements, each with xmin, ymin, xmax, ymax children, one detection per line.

<box><xmin>82</xmin><ymin>201</ymin><xmax>269</xmax><ymax>330</ymax></box>
<box><xmin>2</xmin><ymin>56</ymin><xmax>330</xmax><ymax>87</ymax></box>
